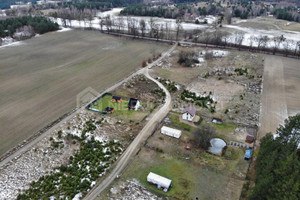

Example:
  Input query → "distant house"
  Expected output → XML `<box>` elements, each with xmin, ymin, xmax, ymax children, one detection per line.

<box><xmin>245</xmin><ymin>135</ymin><xmax>255</xmax><ymax>144</ymax></box>
<box><xmin>104</xmin><ymin>107</ymin><xmax>114</xmax><ymax>114</ymax></box>
<box><xmin>161</xmin><ymin>126</ymin><xmax>182</xmax><ymax>139</ymax></box>
<box><xmin>182</xmin><ymin>106</ymin><xmax>196</xmax><ymax>122</ymax></box>
<box><xmin>128</xmin><ymin>98</ymin><xmax>140</xmax><ymax>111</ymax></box>
<box><xmin>244</xmin><ymin>150</ymin><xmax>252</xmax><ymax>160</ymax></box>
<box><xmin>147</xmin><ymin>172</ymin><xmax>171</xmax><ymax>191</ymax></box>
<box><xmin>112</xmin><ymin>96</ymin><xmax>122</xmax><ymax>103</ymax></box>
<box><xmin>212</xmin><ymin>117</ymin><xmax>223</xmax><ymax>124</ymax></box>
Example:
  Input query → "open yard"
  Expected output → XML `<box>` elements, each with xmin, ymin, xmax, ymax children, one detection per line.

<box><xmin>258</xmin><ymin>55</ymin><xmax>300</xmax><ymax>139</ymax></box>
<box><xmin>0</xmin><ymin>29</ymin><xmax>168</xmax><ymax>156</ymax></box>
<box><xmin>100</xmin><ymin>114</ymin><xmax>250</xmax><ymax>200</ymax></box>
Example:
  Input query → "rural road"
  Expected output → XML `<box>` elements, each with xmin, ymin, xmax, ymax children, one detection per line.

<box><xmin>83</xmin><ymin>44</ymin><xmax>176</xmax><ymax>200</ymax></box>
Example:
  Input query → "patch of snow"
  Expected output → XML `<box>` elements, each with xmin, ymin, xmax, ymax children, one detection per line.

<box><xmin>57</xmin><ymin>27</ymin><xmax>72</xmax><ymax>32</ymax></box>
<box><xmin>72</xmin><ymin>193</ymin><xmax>82</xmax><ymax>200</ymax></box>
<box><xmin>0</xmin><ymin>41</ymin><xmax>24</xmax><ymax>49</ymax></box>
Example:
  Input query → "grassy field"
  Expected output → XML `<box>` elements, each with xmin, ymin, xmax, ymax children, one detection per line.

<box><xmin>0</xmin><ymin>29</ymin><xmax>168</xmax><ymax>156</ymax></box>
<box><xmin>117</xmin><ymin>141</ymin><xmax>247</xmax><ymax>200</ymax></box>
<box><xmin>90</xmin><ymin>94</ymin><xmax>151</xmax><ymax>121</ymax></box>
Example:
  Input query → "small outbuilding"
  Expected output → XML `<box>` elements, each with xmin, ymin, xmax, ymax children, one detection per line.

<box><xmin>244</xmin><ymin>149</ymin><xmax>252</xmax><ymax>160</ymax></box>
<box><xmin>112</xmin><ymin>96</ymin><xmax>122</xmax><ymax>103</ymax></box>
<box><xmin>212</xmin><ymin>117</ymin><xmax>223</xmax><ymax>124</ymax></box>
<box><xmin>182</xmin><ymin>106</ymin><xmax>196</xmax><ymax>122</ymax></box>
<box><xmin>245</xmin><ymin>135</ymin><xmax>255</xmax><ymax>144</ymax></box>
<box><xmin>128</xmin><ymin>98</ymin><xmax>141</xmax><ymax>111</ymax></box>
<box><xmin>161</xmin><ymin>126</ymin><xmax>182</xmax><ymax>139</ymax></box>
<box><xmin>104</xmin><ymin>107</ymin><xmax>114</xmax><ymax>114</ymax></box>
<box><xmin>147</xmin><ymin>172</ymin><xmax>172</xmax><ymax>191</ymax></box>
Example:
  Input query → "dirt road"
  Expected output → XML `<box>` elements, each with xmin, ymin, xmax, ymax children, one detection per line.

<box><xmin>258</xmin><ymin>55</ymin><xmax>299</xmax><ymax>139</ymax></box>
<box><xmin>83</xmin><ymin>44</ymin><xmax>176</xmax><ymax>200</ymax></box>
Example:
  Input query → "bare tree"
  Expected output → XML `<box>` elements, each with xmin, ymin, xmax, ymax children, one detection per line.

<box><xmin>283</xmin><ymin>39</ymin><xmax>293</xmax><ymax>56</ymax></box>
<box><xmin>149</xmin><ymin>18</ymin><xmax>156</xmax><ymax>38</ymax></box>
<box><xmin>139</xmin><ymin>19</ymin><xmax>146</xmax><ymax>37</ymax></box>
<box><xmin>295</xmin><ymin>41</ymin><xmax>300</xmax><ymax>56</ymax></box>
<box><xmin>117</xmin><ymin>16</ymin><xmax>124</xmax><ymax>33</ymax></box>
<box><xmin>175</xmin><ymin>17</ymin><xmax>182</xmax><ymax>41</ymax></box>
<box><xmin>234</xmin><ymin>32</ymin><xmax>244</xmax><ymax>49</ymax></box>
<box><xmin>260</xmin><ymin>35</ymin><xmax>269</xmax><ymax>50</ymax></box>
<box><xmin>193</xmin><ymin>124</ymin><xmax>215</xmax><ymax>150</ymax></box>
<box><xmin>99</xmin><ymin>18</ymin><xmax>104</xmax><ymax>32</ymax></box>
<box><xmin>273</xmin><ymin>35</ymin><xmax>285</xmax><ymax>54</ymax></box>
<box><xmin>165</xmin><ymin>21</ymin><xmax>170</xmax><ymax>40</ymax></box>
<box><xmin>248</xmin><ymin>35</ymin><xmax>256</xmax><ymax>49</ymax></box>
<box><xmin>105</xmin><ymin>15</ymin><xmax>112</xmax><ymax>33</ymax></box>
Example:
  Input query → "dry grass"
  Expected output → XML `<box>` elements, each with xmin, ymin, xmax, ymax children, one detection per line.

<box><xmin>0</xmin><ymin>29</ymin><xmax>168</xmax><ymax>156</ymax></box>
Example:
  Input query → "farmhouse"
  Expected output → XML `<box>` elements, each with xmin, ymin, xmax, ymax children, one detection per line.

<box><xmin>212</xmin><ymin>117</ymin><xmax>223</xmax><ymax>124</ymax></box>
<box><xmin>147</xmin><ymin>172</ymin><xmax>172</xmax><ymax>191</ymax></box>
<box><xmin>104</xmin><ymin>107</ymin><xmax>114</xmax><ymax>114</ymax></box>
<box><xmin>128</xmin><ymin>98</ymin><xmax>140</xmax><ymax>111</ymax></box>
<box><xmin>161</xmin><ymin>126</ymin><xmax>182</xmax><ymax>138</ymax></box>
<box><xmin>112</xmin><ymin>96</ymin><xmax>122</xmax><ymax>103</ymax></box>
<box><xmin>182</xmin><ymin>106</ymin><xmax>196</xmax><ymax>121</ymax></box>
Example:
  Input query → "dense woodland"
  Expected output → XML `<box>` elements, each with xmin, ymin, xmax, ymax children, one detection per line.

<box><xmin>0</xmin><ymin>16</ymin><xmax>59</xmax><ymax>37</ymax></box>
<box><xmin>249</xmin><ymin>115</ymin><xmax>300</xmax><ymax>200</ymax></box>
<box><xmin>0</xmin><ymin>0</ymin><xmax>37</xmax><ymax>9</ymax></box>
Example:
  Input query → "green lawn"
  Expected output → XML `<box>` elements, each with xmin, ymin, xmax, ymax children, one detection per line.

<box><xmin>168</xmin><ymin>114</ymin><xmax>194</xmax><ymax>131</ymax></box>
<box><xmin>127</xmin><ymin>154</ymin><xmax>196</xmax><ymax>199</ymax></box>
<box><xmin>90</xmin><ymin>94</ymin><xmax>152</xmax><ymax>121</ymax></box>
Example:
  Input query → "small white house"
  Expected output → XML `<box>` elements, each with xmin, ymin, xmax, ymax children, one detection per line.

<box><xmin>147</xmin><ymin>172</ymin><xmax>172</xmax><ymax>190</ymax></box>
<box><xmin>161</xmin><ymin>126</ymin><xmax>182</xmax><ymax>138</ymax></box>
<box><xmin>182</xmin><ymin>106</ymin><xmax>196</xmax><ymax>122</ymax></box>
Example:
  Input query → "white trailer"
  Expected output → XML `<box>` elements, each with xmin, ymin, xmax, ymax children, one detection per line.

<box><xmin>161</xmin><ymin>126</ymin><xmax>182</xmax><ymax>139</ymax></box>
<box><xmin>147</xmin><ymin>172</ymin><xmax>171</xmax><ymax>190</ymax></box>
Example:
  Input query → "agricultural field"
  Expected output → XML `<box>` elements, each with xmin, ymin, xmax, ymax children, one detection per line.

<box><xmin>258</xmin><ymin>55</ymin><xmax>300</xmax><ymax>139</ymax></box>
<box><xmin>0</xmin><ymin>73</ymin><xmax>165</xmax><ymax>199</ymax></box>
<box><xmin>0</xmin><ymin>29</ymin><xmax>168</xmax><ymax>156</ymax></box>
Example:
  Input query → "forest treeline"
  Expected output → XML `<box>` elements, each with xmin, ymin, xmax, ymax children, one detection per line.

<box><xmin>0</xmin><ymin>16</ymin><xmax>59</xmax><ymax>37</ymax></box>
<box><xmin>249</xmin><ymin>115</ymin><xmax>300</xmax><ymax>200</ymax></box>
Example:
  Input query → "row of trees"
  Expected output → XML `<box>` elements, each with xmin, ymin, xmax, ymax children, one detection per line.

<box><xmin>0</xmin><ymin>16</ymin><xmax>59</xmax><ymax>37</ymax></box>
<box><xmin>192</xmin><ymin>29</ymin><xmax>300</xmax><ymax>56</ymax></box>
<box><xmin>249</xmin><ymin>115</ymin><xmax>300</xmax><ymax>200</ymax></box>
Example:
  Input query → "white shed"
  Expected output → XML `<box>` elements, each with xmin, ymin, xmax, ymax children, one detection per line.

<box><xmin>147</xmin><ymin>172</ymin><xmax>172</xmax><ymax>189</ymax></box>
<box><xmin>161</xmin><ymin>126</ymin><xmax>182</xmax><ymax>138</ymax></box>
